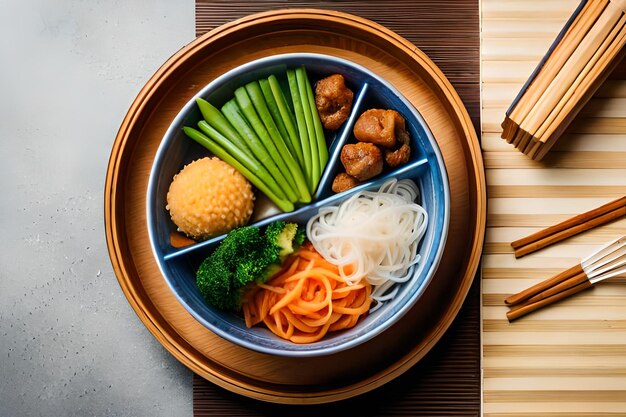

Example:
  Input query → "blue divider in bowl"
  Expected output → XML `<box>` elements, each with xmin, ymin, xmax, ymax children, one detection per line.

<box><xmin>146</xmin><ymin>53</ymin><xmax>449</xmax><ymax>357</ymax></box>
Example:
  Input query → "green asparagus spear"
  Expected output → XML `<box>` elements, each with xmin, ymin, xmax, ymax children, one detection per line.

<box><xmin>233</xmin><ymin>87</ymin><xmax>300</xmax><ymax>196</ymax></box>
<box><xmin>295</xmin><ymin>67</ymin><xmax>320</xmax><ymax>192</ymax></box>
<box><xmin>196</xmin><ymin>120</ymin><xmax>287</xmax><ymax>201</ymax></box>
<box><xmin>183</xmin><ymin>127</ymin><xmax>294</xmax><ymax>212</ymax></box>
<box><xmin>245</xmin><ymin>81</ymin><xmax>311</xmax><ymax>203</ymax></box>
<box><xmin>195</xmin><ymin>98</ymin><xmax>253</xmax><ymax>159</ymax></box>
<box><xmin>300</xmin><ymin>66</ymin><xmax>329</xmax><ymax>190</ymax></box>
<box><xmin>221</xmin><ymin>99</ymin><xmax>298</xmax><ymax>203</ymax></box>
<box><xmin>268</xmin><ymin>75</ymin><xmax>304</xmax><ymax>169</ymax></box>
<box><xmin>286</xmin><ymin>69</ymin><xmax>313</xmax><ymax>189</ymax></box>
<box><xmin>258</xmin><ymin>79</ymin><xmax>294</xmax><ymax>156</ymax></box>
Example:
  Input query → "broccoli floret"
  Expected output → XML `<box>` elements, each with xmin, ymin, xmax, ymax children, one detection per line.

<box><xmin>294</xmin><ymin>225</ymin><xmax>306</xmax><ymax>247</ymax></box>
<box><xmin>234</xmin><ymin>242</ymin><xmax>281</xmax><ymax>287</ymax></box>
<box><xmin>196</xmin><ymin>226</ymin><xmax>264</xmax><ymax>310</ymax></box>
<box><xmin>196</xmin><ymin>258</ymin><xmax>237</xmax><ymax>310</ymax></box>
<box><xmin>196</xmin><ymin>222</ymin><xmax>306</xmax><ymax>311</ymax></box>
<box><xmin>235</xmin><ymin>222</ymin><xmax>304</xmax><ymax>285</ymax></box>
<box><xmin>265</xmin><ymin>221</ymin><xmax>300</xmax><ymax>258</ymax></box>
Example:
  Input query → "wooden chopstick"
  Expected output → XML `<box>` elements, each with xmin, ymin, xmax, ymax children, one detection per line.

<box><xmin>514</xmin><ymin>206</ymin><xmax>626</xmax><ymax>258</ymax></box>
<box><xmin>504</xmin><ymin>263</ymin><xmax>583</xmax><ymax>305</ymax></box>
<box><xmin>517</xmin><ymin>270</ymin><xmax>589</xmax><ymax>306</ymax></box>
<box><xmin>506</xmin><ymin>280</ymin><xmax>593</xmax><ymax>322</ymax></box>
<box><xmin>511</xmin><ymin>196</ymin><xmax>626</xmax><ymax>258</ymax></box>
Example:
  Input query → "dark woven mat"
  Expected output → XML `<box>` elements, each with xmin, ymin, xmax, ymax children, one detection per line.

<box><xmin>193</xmin><ymin>1</ymin><xmax>480</xmax><ymax>415</ymax></box>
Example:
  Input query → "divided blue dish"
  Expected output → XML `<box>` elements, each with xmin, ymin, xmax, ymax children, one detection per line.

<box><xmin>146</xmin><ymin>53</ymin><xmax>450</xmax><ymax>357</ymax></box>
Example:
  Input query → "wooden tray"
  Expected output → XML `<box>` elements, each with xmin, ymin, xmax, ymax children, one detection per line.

<box><xmin>104</xmin><ymin>9</ymin><xmax>486</xmax><ymax>404</ymax></box>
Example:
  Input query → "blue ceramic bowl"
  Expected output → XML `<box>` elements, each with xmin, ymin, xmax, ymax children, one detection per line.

<box><xmin>147</xmin><ymin>53</ymin><xmax>449</xmax><ymax>357</ymax></box>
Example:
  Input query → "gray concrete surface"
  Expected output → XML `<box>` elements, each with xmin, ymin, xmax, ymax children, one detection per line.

<box><xmin>0</xmin><ymin>1</ymin><xmax>195</xmax><ymax>415</ymax></box>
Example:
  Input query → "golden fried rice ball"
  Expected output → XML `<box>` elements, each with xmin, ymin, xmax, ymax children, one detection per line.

<box><xmin>166</xmin><ymin>157</ymin><xmax>254</xmax><ymax>240</ymax></box>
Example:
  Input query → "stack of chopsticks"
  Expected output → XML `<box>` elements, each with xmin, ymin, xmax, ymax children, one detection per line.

<box><xmin>506</xmin><ymin>236</ymin><xmax>626</xmax><ymax>321</ymax></box>
<box><xmin>501</xmin><ymin>0</ymin><xmax>626</xmax><ymax>160</ymax></box>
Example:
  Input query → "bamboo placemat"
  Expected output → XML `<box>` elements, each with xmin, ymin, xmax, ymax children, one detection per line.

<box><xmin>193</xmin><ymin>1</ymin><xmax>481</xmax><ymax>415</ymax></box>
<box><xmin>481</xmin><ymin>0</ymin><xmax>626</xmax><ymax>415</ymax></box>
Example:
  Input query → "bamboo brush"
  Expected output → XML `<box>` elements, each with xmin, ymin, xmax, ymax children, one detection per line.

<box><xmin>506</xmin><ymin>236</ymin><xmax>626</xmax><ymax>321</ymax></box>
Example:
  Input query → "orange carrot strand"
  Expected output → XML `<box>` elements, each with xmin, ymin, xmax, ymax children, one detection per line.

<box><xmin>242</xmin><ymin>247</ymin><xmax>373</xmax><ymax>344</ymax></box>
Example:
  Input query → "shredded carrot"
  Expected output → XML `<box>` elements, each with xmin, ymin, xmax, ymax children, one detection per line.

<box><xmin>242</xmin><ymin>243</ymin><xmax>372</xmax><ymax>343</ymax></box>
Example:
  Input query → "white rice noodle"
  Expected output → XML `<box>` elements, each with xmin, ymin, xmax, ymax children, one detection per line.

<box><xmin>306</xmin><ymin>178</ymin><xmax>428</xmax><ymax>310</ymax></box>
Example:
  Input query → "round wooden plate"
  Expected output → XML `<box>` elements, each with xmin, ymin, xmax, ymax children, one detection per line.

<box><xmin>105</xmin><ymin>9</ymin><xmax>485</xmax><ymax>404</ymax></box>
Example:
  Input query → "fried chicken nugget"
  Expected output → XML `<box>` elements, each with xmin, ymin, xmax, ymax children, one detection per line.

<box><xmin>315</xmin><ymin>74</ymin><xmax>354</xmax><ymax>130</ymax></box>
<box><xmin>353</xmin><ymin>109</ymin><xmax>409</xmax><ymax>149</ymax></box>
<box><xmin>385</xmin><ymin>144</ymin><xmax>411</xmax><ymax>167</ymax></box>
<box><xmin>340</xmin><ymin>142</ymin><xmax>383</xmax><ymax>181</ymax></box>
<box><xmin>331</xmin><ymin>172</ymin><xmax>361</xmax><ymax>193</ymax></box>
<box><xmin>384</xmin><ymin>122</ymin><xmax>411</xmax><ymax>167</ymax></box>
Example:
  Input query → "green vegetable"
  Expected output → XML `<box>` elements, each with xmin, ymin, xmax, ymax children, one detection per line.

<box><xmin>185</xmin><ymin>66</ymin><xmax>329</xmax><ymax>213</ymax></box>
<box><xmin>233</xmin><ymin>87</ymin><xmax>300</xmax><ymax>196</ymax></box>
<box><xmin>296</xmin><ymin>66</ymin><xmax>321</xmax><ymax>192</ymax></box>
<box><xmin>195</xmin><ymin>121</ymin><xmax>287</xmax><ymax>201</ymax></box>
<box><xmin>183</xmin><ymin>126</ymin><xmax>294</xmax><ymax>212</ymax></box>
<box><xmin>235</xmin><ymin>221</ymin><xmax>301</xmax><ymax>285</ymax></box>
<box><xmin>221</xmin><ymin>99</ymin><xmax>299</xmax><ymax>203</ymax></box>
<box><xmin>195</xmin><ymin>98</ymin><xmax>253</xmax><ymax>159</ymax></box>
<box><xmin>265</xmin><ymin>221</ymin><xmax>300</xmax><ymax>258</ymax></box>
<box><xmin>258</xmin><ymin>79</ymin><xmax>293</xmax><ymax>157</ymax></box>
<box><xmin>301</xmin><ymin>67</ymin><xmax>329</xmax><ymax>190</ymax></box>
<box><xmin>287</xmin><ymin>69</ymin><xmax>313</xmax><ymax>189</ymax></box>
<box><xmin>245</xmin><ymin>81</ymin><xmax>311</xmax><ymax>203</ymax></box>
<box><xmin>267</xmin><ymin>75</ymin><xmax>304</xmax><ymax>168</ymax></box>
<box><xmin>196</xmin><ymin>227</ymin><xmax>264</xmax><ymax>310</ymax></box>
<box><xmin>196</xmin><ymin>222</ymin><xmax>306</xmax><ymax>310</ymax></box>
